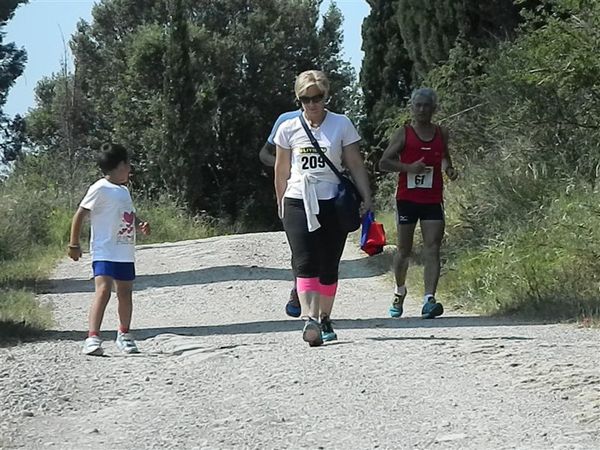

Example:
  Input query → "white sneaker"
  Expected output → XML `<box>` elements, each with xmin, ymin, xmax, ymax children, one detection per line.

<box><xmin>83</xmin><ymin>336</ymin><xmax>104</xmax><ymax>356</ymax></box>
<box><xmin>115</xmin><ymin>332</ymin><xmax>140</xmax><ymax>354</ymax></box>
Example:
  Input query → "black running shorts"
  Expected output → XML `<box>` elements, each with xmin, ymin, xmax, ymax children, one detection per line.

<box><xmin>396</xmin><ymin>200</ymin><xmax>444</xmax><ymax>225</ymax></box>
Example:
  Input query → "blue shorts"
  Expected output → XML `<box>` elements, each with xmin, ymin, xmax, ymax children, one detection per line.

<box><xmin>92</xmin><ymin>261</ymin><xmax>136</xmax><ymax>281</ymax></box>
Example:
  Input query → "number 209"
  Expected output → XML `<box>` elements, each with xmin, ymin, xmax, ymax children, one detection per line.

<box><xmin>301</xmin><ymin>155</ymin><xmax>326</xmax><ymax>169</ymax></box>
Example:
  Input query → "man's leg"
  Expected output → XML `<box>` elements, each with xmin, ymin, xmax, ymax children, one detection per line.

<box><xmin>394</xmin><ymin>222</ymin><xmax>417</xmax><ymax>288</ymax></box>
<box><xmin>420</xmin><ymin>219</ymin><xmax>445</xmax><ymax>318</ymax></box>
<box><xmin>389</xmin><ymin>222</ymin><xmax>417</xmax><ymax>317</ymax></box>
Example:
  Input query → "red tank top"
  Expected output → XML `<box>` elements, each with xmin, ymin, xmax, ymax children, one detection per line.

<box><xmin>395</xmin><ymin>125</ymin><xmax>444</xmax><ymax>203</ymax></box>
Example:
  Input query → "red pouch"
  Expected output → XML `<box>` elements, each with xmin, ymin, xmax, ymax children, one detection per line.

<box><xmin>360</xmin><ymin>211</ymin><xmax>386</xmax><ymax>256</ymax></box>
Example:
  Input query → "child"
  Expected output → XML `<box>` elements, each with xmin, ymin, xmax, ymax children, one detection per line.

<box><xmin>68</xmin><ymin>143</ymin><xmax>150</xmax><ymax>356</ymax></box>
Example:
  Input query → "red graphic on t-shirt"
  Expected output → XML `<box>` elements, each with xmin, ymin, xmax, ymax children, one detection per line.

<box><xmin>118</xmin><ymin>211</ymin><xmax>135</xmax><ymax>237</ymax></box>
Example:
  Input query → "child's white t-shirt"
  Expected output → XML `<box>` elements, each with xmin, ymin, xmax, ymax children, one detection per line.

<box><xmin>80</xmin><ymin>178</ymin><xmax>136</xmax><ymax>263</ymax></box>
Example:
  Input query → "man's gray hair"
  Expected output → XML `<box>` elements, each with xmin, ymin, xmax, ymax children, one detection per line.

<box><xmin>410</xmin><ymin>88</ymin><xmax>438</xmax><ymax>107</ymax></box>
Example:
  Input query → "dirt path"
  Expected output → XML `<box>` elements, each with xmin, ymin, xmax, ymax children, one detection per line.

<box><xmin>1</xmin><ymin>232</ymin><xmax>599</xmax><ymax>449</ymax></box>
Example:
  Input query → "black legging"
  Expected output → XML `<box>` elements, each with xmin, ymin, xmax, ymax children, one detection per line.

<box><xmin>282</xmin><ymin>197</ymin><xmax>348</xmax><ymax>285</ymax></box>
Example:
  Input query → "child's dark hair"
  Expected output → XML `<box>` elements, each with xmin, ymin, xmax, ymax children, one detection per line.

<box><xmin>97</xmin><ymin>143</ymin><xmax>129</xmax><ymax>174</ymax></box>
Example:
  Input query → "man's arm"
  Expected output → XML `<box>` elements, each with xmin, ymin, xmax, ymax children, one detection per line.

<box><xmin>441</xmin><ymin>127</ymin><xmax>458</xmax><ymax>180</ymax></box>
<box><xmin>259</xmin><ymin>141</ymin><xmax>276</xmax><ymax>167</ymax></box>
<box><xmin>379</xmin><ymin>127</ymin><xmax>425</xmax><ymax>174</ymax></box>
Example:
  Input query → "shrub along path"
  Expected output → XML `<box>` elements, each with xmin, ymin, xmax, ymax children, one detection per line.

<box><xmin>1</xmin><ymin>232</ymin><xmax>599</xmax><ymax>449</ymax></box>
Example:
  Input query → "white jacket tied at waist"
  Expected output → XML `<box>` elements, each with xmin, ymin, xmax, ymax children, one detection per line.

<box><xmin>286</xmin><ymin>169</ymin><xmax>339</xmax><ymax>232</ymax></box>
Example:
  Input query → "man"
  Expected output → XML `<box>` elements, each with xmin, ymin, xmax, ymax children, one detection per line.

<box><xmin>259</xmin><ymin>109</ymin><xmax>302</xmax><ymax>317</ymax></box>
<box><xmin>378</xmin><ymin>88</ymin><xmax>458</xmax><ymax>319</ymax></box>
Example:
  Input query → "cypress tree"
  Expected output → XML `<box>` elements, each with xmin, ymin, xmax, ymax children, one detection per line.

<box><xmin>397</xmin><ymin>0</ymin><xmax>520</xmax><ymax>77</ymax></box>
<box><xmin>162</xmin><ymin>0</ymin><xmax>205</xmax><ymax>210</ymax></box>
<box><xmin>360</xmin><ymin>0</ymin><xmax>412</xmax><ymax>162</ymax></box>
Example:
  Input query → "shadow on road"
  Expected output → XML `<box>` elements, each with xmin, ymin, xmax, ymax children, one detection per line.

<box><xmin>11</xmin><ymin>315</ymin><xmax>552</xmax><ymax>345</ymax></box>
<box><xmin>38</xmin><ymin>253</ymin><xmax>391</xmax><ymax>295</ymax></box>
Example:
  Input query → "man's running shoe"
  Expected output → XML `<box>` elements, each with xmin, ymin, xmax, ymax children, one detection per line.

<box><xmin>115</xmin><ymin>332</ymin><xmax>140</xmax><ymax>354</ymax></box>
<box><xmin>82</xmin><ymin>336</ymin><xmax>104</xmax><ymax>356</ymax></box>
<box><xmin>285</xmin><ymin>287</ymin><xmax>301</xmax><ymax>318</ymax></box>
<box><xmin>302</xmin><ymin>319</ymin><xmax>323</xmax><ymax>347</ymax></box>
<box><xmin>421</xmin><ymin>297</ymin><xmax>444</xmax><ymax>319</ymax></box>
<box><xmin>388</xmin><ymin>291</ymin><xmax>407</xmax><ymax>318</ymax></box>
<box><xmin>320</xmin><ymin>316</ymin><xmax>337</xmax><ymax>342</ymax></box>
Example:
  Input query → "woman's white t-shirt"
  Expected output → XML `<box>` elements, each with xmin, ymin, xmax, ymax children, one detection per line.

<box><xmin>274</xmin><ymin>110</ymin><xmax>361</xmax><ymax>231</ymax></box>
<box><xmin>80</xmin><ymin>178</ymin><xmax>136</xmax><ymax>262</ymax></box>
<box><xmin>274</xmin><ymin>110</ymin><xmax>361</xmax><ymax>200</ymax></box>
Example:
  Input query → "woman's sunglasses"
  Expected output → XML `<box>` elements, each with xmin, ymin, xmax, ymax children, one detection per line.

<box><xmin>298</xmin><ymin>94</ymin><xmax>324</xmax><ymax>104</ymax></box>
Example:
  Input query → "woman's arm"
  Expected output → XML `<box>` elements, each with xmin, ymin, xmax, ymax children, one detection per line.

<box><xmin>342</xmin><ymin>142</ymin><xmax>373</xmax><ymax>212</ymax></box>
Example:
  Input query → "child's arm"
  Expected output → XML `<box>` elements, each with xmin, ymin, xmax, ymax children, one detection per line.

<box><xmin>68</xmin><ymin>207</ymin><xmax>90</xmax><ymax>261</ymax></box>
<box><xmin>135</xmin><ymin>215</ymin><xmax>151</xmax><ymax>235</ymax></box>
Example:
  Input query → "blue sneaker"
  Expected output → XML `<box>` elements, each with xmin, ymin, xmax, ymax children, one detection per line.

<box><xmin>421</xmin><ymin>297</ymin><xmax>444</xmax><ymax>319</ymax></box>
<box><xmin>320</xmin><ymin>316</ymin><xmax>337</xmax><ymax>342</ymax></box>
<box><xmin>285</xmin><ymin>288</ymin><xmax>301</xmax><ymax>318</ymax></box>
<box><xmin>302</xmin><ymin>319</ymin><xmax>323</xmax><ymax>347</ymax></box>
<box><xmin>389</xmin><ymin>292</ymin><xmax>406</xmax><ymax>318</ymax></box>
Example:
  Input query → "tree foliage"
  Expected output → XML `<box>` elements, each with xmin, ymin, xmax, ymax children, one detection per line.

<box><xmin>25</xmin><ymin>0</ymin><xmax>355</xmax><ymax>227</ymax></box>
<box><xmin>396</xmin><ymin>0</ymin><xmax>520</xmax><ymax>78</ymax></box>
<box><xmin>0</xmin><ymin>0</ymin><xmax>28</xmax><ymax>163</ymax></box>
<box><xmin>359</xmin><ymin>0</ymin><xmax>412</xmax><ymax>168</ymax></box>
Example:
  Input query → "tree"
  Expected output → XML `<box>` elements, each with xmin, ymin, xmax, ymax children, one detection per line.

<box><xmin>396</xmin><ymin>0</ymin><xmax>520</xmax><ymax>77</ymax></box>
<box><xmin>0</xmin><ymin>0</ymin><xmax>28</xmax><ymax>163</ymax></box>
<box><xmin>160</xmin><ymin>0</ymin><xmax>207</xmax><ymax>210</ymax></box>
<box><xmin>318</xmin><ymin>2</ymin><xmax>356</xmax><ymax>116</ymax></box>
<box><xmin>25</xmin><ymin>59</ymin><xmax>96</xmax><ymax>207</ymax></box>
<box><xmin>63</xmin><ymin>0</ymin><xmax>356</xmax><ymax>227</ymax></box>
<box><xmin>360</xmin><ymin>0</ymin><xmax>412</xmax><ymax>168</ymax></box>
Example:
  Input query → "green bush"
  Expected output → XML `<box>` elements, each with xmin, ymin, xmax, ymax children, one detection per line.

<box><xmin>134</xmin><ymin>196</ymin><xmax>228</xmax><ymax>244</ymax></box>
<box><xmin>0</xmin><ymin>289</ymin><xmax>53</xmax><ymax>338</ymax></box>
<box><xmin>440</xmin><ymin>188</ymin><xmax>600</xmax><ymax>319</ymax></box>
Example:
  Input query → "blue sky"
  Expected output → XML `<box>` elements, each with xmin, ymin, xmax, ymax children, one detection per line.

<box><xmin>4</xmin><ymin>0</ymin><xmax>370</xmax><ymax>117</ymax></box>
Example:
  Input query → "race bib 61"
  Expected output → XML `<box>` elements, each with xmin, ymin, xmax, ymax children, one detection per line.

<box><xmin>407</xmin><ymin>166</ymin><xmax>434</xmax><ymax>189</ymax></box>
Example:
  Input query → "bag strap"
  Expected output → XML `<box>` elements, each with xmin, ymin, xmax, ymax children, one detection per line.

<box><xmin>299</xmin><ymin>113</ymin><xmax>345</xmax><ymax>183</ymax></box>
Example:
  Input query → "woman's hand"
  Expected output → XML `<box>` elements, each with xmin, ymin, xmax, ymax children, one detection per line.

<box><xmin>360</xmin><ymin>198</ymin><xmax>373</xmax><ymax>217</ymax></box>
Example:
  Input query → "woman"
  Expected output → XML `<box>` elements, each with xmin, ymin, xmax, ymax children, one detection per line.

<box><xmin>274</xmin><ymin>70</ymin><xmax>372</xmax><ymax>346</ymax></box>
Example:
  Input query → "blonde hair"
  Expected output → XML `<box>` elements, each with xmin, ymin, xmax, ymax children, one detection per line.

<box><xmin>294</xmin><ymin>70</ymin><xmax>330</xmax><ymax>99</ymax></box>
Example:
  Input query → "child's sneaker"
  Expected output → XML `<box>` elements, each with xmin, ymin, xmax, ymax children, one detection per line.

<box><xmin>115</xmin><ymin>332</ymin><xmax>140</xmax><ymax>354</ymax></box>
<box><xmin>82</xmin><ymin>336</ymin><xmax>104</xmax><ymax>356</ymax></box>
